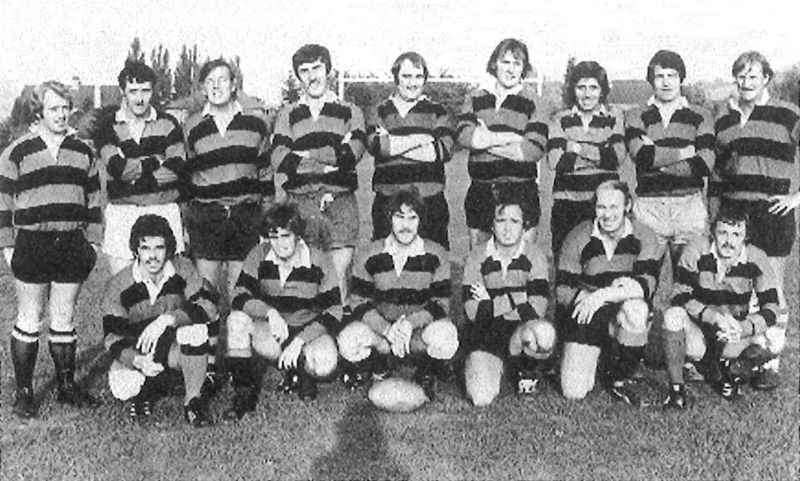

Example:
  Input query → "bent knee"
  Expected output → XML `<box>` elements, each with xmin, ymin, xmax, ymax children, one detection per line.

<box><xmin>620</xmin><ymin>299</ymin><xmax>650</xmax><ymax>331</ymax></box>
<box><xmin>337</xmin><ymin>322</ymin><xmax>376</xmax><ymax>362</ymax></box>
<box><xmin>763</xmin><ymin>326</ymin><xmax>786</xmax><ymax>354</ymax></box>
<box><xmin>304</xmin><ymin>336</ymin><xmax>339</xmax><ymax>377</ymax></box>
<box><xmin>464</xmin><ymin>351</ymin><xmax>502</xmax><ymax>406</ymax></box>
<box><xmin>662</xmin><ymin>306</ymin><xmax>689</xmax><ymax>332</ymax></box>
<box><xmin>422</xmin><ymin>320</ymin><xmax>459</xmax><ymax>360</ymax></box>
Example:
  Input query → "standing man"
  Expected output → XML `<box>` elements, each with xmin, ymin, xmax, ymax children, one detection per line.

<box><xmin>338</xmin><ymin>191</ymin><xmax>458</xmax><ymax>400</ymax></box>
<box><xmin>102</xmin><ymin>215</ymin><xmax>218</xmax><ymax>426</ymax></box>
<box><xmin>548</xmin><ymin>60</ymin><xmax>627</xmax><ymax>259</ymax></box>
<box><xmin>94</xmin><ymin>60</ymin><xmax>187</xmax><ymax>276</ymax></box>
<box><xmin>457</xmin><ymin>38</ymin><xmax>548</xmax><ymax>248</ymax></box>
<box><xmin>624</xmin><ymin>50</ymin><xmax>715</xmax><ymax>276</ymax></box>
<box><xmin>271</xmin><ymin>44</ymin><xmax>366</xmax><ymax>302</ymax></box>
<box><xmin>557</xmin><ymin>181</ymin><xmax>660</xmax><ymax>404</ymax></box>
<box><xmin>224</xmin><ymin>203</ymin><xmax>341</xmax><ymax>418</ymax></box>
<box><xmin>661</xmin><ymin>207</ymin><xmax>782</xmax><ymax>408</ymax></box>
<box><xmin>462</xmin><ymin>198</ymin><xmax>554</xmax><ymax>406</ymax></box>
<box><xmin>714</xmin><ymin>51</ymin><xmax>800</xmax><ymax>388</ymax></box>
<box><xmin>184</xmin><ymin>58</ymin><xmax>272</xmax><ymax>388</ymax></box>
<box><xmin>2</xmin><ymin>81</ymin><xmax>102</xmax><ymax>418</ymax></box>
<box><xmin>367</xmin><ymin>51</ymin><xmax>455</xmax><ymax>248</ymax></box>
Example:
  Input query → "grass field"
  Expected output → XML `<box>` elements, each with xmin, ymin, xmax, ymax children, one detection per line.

<box><xmin>2</xmin><ymin>151</ymin><xmax>798</xmax><ymax>481</ymax></box>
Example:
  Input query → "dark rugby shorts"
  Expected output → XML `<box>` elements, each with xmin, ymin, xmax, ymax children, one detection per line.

<box><xmin>11</xmin><ymin>229</ymin><xmax>96</xmax><ymax>284</ymax></box>
<box><xmin>185</xmin><ymin>201</ymin><xmax>263</xmax><ymax>261</ymax></box>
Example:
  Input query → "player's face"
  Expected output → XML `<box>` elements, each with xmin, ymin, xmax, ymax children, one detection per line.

<box><xmin>713</xmin><ymin>221</ymin><xmax>746</xmax><ymax>260</ymax></box>
<box><xmin>575</xmin><ymin>77</ymin><xmax>602</xmax><ymax>112</ymax></box>
<box><xmin>390</xmin><ymin>204</ymin><xmax>420</xmax><ymax>246</ymax></box>
<box><xmin>268</xmin><ymin>227</ymin><xmax>299</xmax><ymax>261</ymax></box>
<box><xmin>495</xmin><ymin>50</ymin><xmax>525</xmax><ymax>90</ymax></box>
<box><xmin>595</xmin><ymin>188</ymin><xmax>629</xmax><ymax>235</ymax></box>
<box><xmin>736</xmin><ymin>62</ymin><xmax>770</xmax><ymax>104</ymax></box>
<box><xmin>137</xmin><ymin>236</ymin><xmax>168</xmax><ymax>276</ymax></box>
<box><xmin>652</xmin><ymin>65</ymin><xmax>682</xmax><ymax>103</ymax></box>
<box><xmin>122</xmin><ymin>80</ymin><xmax>154</xmax><ymax>118</ymax></box>
<box><xmin>297</xmin><ymin>59</ymin><xmax>329</xmax><ymax>99</ymax></box>
<box><xmin>203</xmin><ymin>66</ymin><xmax>234</xmax><ymax>107</ymax></box>
<box><xmin>492</xmin><ymin>204</ymin><xmax>525</xmax><ymax>248</ymax></box>
<box><xmin>40</xmin><ymin>89</ymin><xmax>70</xmax><ymax>135</ymax></box>
<box><xmin>396</xmin><ymin>59</ymin><xmax>426</xmax><ymax>102</ymax></box>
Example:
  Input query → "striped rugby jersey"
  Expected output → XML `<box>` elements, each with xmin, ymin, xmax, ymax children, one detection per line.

<box><xmin>102</xmin><ymin>256</ymin><xmax>219</xmax><ymax>368</ymax></box>
<box><xmin>271</xmin><ymin>93</ymin><xmax>366</xmax><ymax>194</ymax></box>
<box><xmin>184</xmin><ymin>103</ymin><xmax>272</xmax><ymax>206</ymax></box>
<box><xmin>714</xmin><ymin>96</ymin><xmax>800</xmax><ymax>201</ymax></box>
<box><xmin>350</xmin><ymin>237</ymin><xmax>450</xmax><ymax>328</ymax></box>
<box><xmin>624</xmin><ymin>98</ymin><xmax>715</xmax><ymax>196</ymax></box>
<box><xmin>95</xmin><ymin>106</ymin><xmax>186</xmax><ymax>205</ymax></box>
<box><xmin>456</xmin><ymin>84</ymin><xmax>548</xmax><ymax>184</ymax></box>
<box><xmin>367</xmin><ymin>96</ymin><xmax>455</xmax><ymax>197</ymax></box>
<box><xmin>671</xmin><ymin>237</ymin><xmax>779</xmax><ymax>336</ymax></box>
<box><xmin>556</xmin><ymin>218</ymin><xmax>660</xmax><ymax>307</ymax></box>
<box><xmin>231</xmin><ymin>240</ymin><xmax>342</xmax><ymax>343</ymax></box>
<box><xmin>548</xmin><ymin>106</ymin><xmax>627</xmax><ymax>202</ymax></box>
<box><xmin>0</xmin><ymin>127</ymin><xmax>102</xmax><ymax>247</ymax></box>
<box><xmin>462</xmin><ymin>238</ymin><xmax>549</xmax><ymax>323</ymax></box>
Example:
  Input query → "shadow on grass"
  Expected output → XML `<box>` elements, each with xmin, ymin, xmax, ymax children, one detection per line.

<box><xmin>30</xmin><ymin>342</ymin><xmax>111</xmax><ymax>406</ymax></box>
<box><xmin>311</xmin><ymin>400</ymin><xmax>409</xmax><ymax>481</ymax></box>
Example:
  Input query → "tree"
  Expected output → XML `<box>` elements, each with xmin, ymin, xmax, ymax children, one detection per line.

<box><xmin>128</xmin><ymin>37</ymin><xmax>145</xmax><ymax>63</ymax></box>
<box><xmin>561</xmin><ymin>56</ymin><xmax>576</xmax><ymax>108</ymax></box>
<box><xmin>150</xmin><ymin>44</ymin><xmax>172</xmax><ymax>106</ymax></box>
<box><xmin>281</xmin><ymin>70</ymin><xmax>301</xmax><ymax>104</ymax></box>
<box><xmin>174</xmin><ymin>44</ymin><xmax>200</xmax><ymax>99</ymax></box>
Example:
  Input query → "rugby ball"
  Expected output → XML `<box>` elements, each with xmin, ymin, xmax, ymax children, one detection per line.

<box><xmin>368</xmin><ymin>378</ymin><xmax>428</xmax><ymax>413</ymax></box>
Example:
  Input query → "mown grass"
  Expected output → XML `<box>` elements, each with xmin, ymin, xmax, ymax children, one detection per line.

<box><xmin>1</xmin><ymin>152</ymin><xmax>798</xmax><ymax>481</ymax></box>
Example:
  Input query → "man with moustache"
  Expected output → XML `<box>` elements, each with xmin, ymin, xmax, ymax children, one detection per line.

<box><xmin>557</xmin><ymin>181</ymin><xmax>660</xmax><ymax>404</ymax></box>
<box><xmin>661</xmin><ymin>207</ymin><xmax>781</xmax><ymax>408</ymax></box>
<box><xmin>102</xmin><ymin>215</ymin><xmax>218</xmax><ymax>425</ymax></box>
<box><xmin>271</xmin><ymin>44</ymin><xmax>366</xmax><ymax>302</ymax></box>
<box><xmin>367</xmin><ymin>51</ymin><xmax>455</xmax><ymax>248</ymax></box>
<box><xmin>94</xmin><ymin>60</ymin><xmax>187</xmax><ymax>276</ymax></box>
<box><xmin>713</xmin><ymin>51</ymin><xmax>800</xmax><ymax>389</ymax></box>
<box><xmin>337</xmin><ymin>190</ymin><xmax>458</xmax><ymax>400</ymax></box>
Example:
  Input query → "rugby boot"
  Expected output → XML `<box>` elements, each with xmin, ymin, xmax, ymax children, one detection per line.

<box><xmin>13</xmin><ymin>387</ymin><xmax>37</xmax><ymax>419</ymax></box>
<box><xmin>277</xmin><ymin>369</ymin><xmax>301</xmax><ymax>394</ymax></box>
<box><xmin>341</xmin><ymin>358</ymin><xmax>371</xmax><ymax>390</ymax></box>
<box><xmin>413</xmin><ymin>358</ymin><xmax>437</xmax><ymax>402</ymax></box>
<box><xmin>662</xmin><ymin>383</ymin><xmax>690</xmax><ymax>410</ymax></box>
<box><xmin>224</xmin><ymin>357</ymin><xmax>258</xmax><ymax>420</ymax></box>
<box><xmin>752</xmin><ymin>368</ymin><xmax>780</xmax><ymax>391</ymax></box>
<box><xmin>184</xmin><ymin>396</ymin><xmax>213</xmax><ymax>427</ymax></box>
<box><xmin>716</xmin><ymin>359</ymin><xmax>743</xmax><ymax>401</ymax></box>
<box><xmin>296</xmin><ymin>370</ymin><xmax>319</xmax><ymax>401</ymax></box>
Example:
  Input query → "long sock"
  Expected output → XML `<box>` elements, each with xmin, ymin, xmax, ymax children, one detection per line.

<box><xmin>48</xmin><ymin>331</ymin><xmax>78</xmax><ymax>379</ymax></box>
<box><xmin>614</xmin><ymin>345</ymin><xmax>644</xmax><ymax>382</ymax></box>
<box><xmin>662</xmin><ymin>329</ymin><xmax>686</xmax><ymax>384</ymax></box>
<box><xmin>179</xmin><ymin>353</ymin><xmax>208</xmax><ymax>404</ymax></box>
<box><xmin>11</xmin><ymin>329</ymin><xmax>39</xmax><ymax>390</ymax></box>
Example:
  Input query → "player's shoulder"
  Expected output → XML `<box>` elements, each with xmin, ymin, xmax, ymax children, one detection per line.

<box><xmin>768</xmin><ymin>98</ymin><xmax>800</xmax><ymax>116</ymax></box>
<box><xmin>355</xmin><ymin>239</ymin><xmax>386</xmax><ymax>261</ymax></box>
<box><xmin>631</xmin><ymin>218</ymin><xmax>658</xmax><ymax>241</ymax></box>
<box><xmin>422</xmin><ymin>238</ymin><xmax>448</xmax><ymax>258</ymax></box>
<box><xmin>183</xmin><ymin>110</ymin><xmax>207</xmax><ymax>133</ymax></box>
<box><xmin>565</xmin><ymin>219</ymin><xmax>594</xmax><ymax>246</ymax></box>
<box><xmin>744</xmin><ymin>243</ymin><xmax>770</xmax><ymax>266</ymax></box>
<box><xmin>172</xmin><ymin>255</ymin><xmax>200</xmax><ymax>278</ymax></box>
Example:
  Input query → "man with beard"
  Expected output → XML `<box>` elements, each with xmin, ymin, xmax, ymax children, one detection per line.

<box><xmin>338</xmin><ymin>190</ymin><xmax>458</xmax><ymax>400</ymax></box>
<box><xmin>661</xmin><ymin>207</ymin><xmax>781</xmax><ymax>408</ymax></box>
<box><xmin>557</xmin><ymin>181</ymin><xmax>660</xmax><ymax>404</ymax></box>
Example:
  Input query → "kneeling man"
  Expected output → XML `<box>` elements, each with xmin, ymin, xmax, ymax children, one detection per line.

<box><xmin>225</xmin><ymin>203</ymin><xmax>341</xmax><ymax>419</ymax></box>
<box><xmin>557</xmin><ymin>180</ymin><xmax>660</xmax><ymax>404</ymax></box>
<box><xmin>462</xmin><ymin>199</ymin><xmax>554</xmax><ymax>406</ymax></box>
<box><xmin>661</xmin><ymin>206</ymin><xmax>782</xmax><ymax>408</ymax></box>
<box><xmin>338</xmin><ymin>190</ymin><xmax>458</xmax><ymax>400</ymax></box>
<box><xmin>102</xmin><ymin>215</ymin><xmax>218</xmax><ymax>426</ymax></box>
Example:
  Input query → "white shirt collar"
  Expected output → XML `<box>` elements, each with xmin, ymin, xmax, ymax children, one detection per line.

<box><xmin>390</xmin><ymin>94</ymin><xmax>427</xmax><ymax>117</ymax></box>
<box><xmin>729</xmin><ymin>89</ymin><xmax>771</xmax><ymax>114</ymax></box>
<box><xmin>646</xmin><ymin>95</ymin><xmax>689</xmax><ymax>110</ymax></box>
<box><xmin>570</xmin><ymin>104</ymin><xmax>609</xmax><ymax>116</ymax></box>
<box><xmin>132</xmin><ymin>260</ymin><xmax>176</xmax><ymax>304</ymax></box>
<box><xmin>265</xmin><ymin>238</ymin><xmax>312</xmax><ymax>269</ymax></box>
<box><xmin>299</xmin><ymin>90</ymin><xmax>339</xmax><ymax>107</ymax></box>
<box><xmin>31</xmin><ymin>123</ymin><xmax>76</xmax><ymax>159</ymax></box>
<box><xmin>383</xmin><ymin>234</ymin><xmax>425</xmax><ymax>257</ymax></box>
<box><xmin>115</xmin><ymin>104</ymin><xmax>157</xmax><ymax>123</ymax></box>
<box><xmin>201</xmin><ymin>100</ymin><xmax>243</xmax><ymax>118</ymax></box>
<box><xmin>591</xmin><ymin>217</ymin><xmax>633</xmax><ymax>260</ymax></box>
<box><xmin>485</xmin><ymin>237</ymin><xmax>526</xmax><ymax>262</ymax></box>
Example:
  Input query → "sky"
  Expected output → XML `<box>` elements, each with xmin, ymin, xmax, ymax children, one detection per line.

<box><xmin>1</xmin><ymin>0</ymin><xmax>798</xmax><ymax>114</ymax></box>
